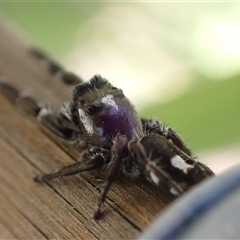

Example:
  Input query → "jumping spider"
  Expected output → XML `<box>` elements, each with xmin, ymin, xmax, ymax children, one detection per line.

<box><xmin>0</xmin><ymin>50</ymin><xmax>214</xmax><ymax>219</ymax></box>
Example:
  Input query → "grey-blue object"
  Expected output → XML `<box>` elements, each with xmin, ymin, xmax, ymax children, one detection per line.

<box><xmin>139</xmin><ymin>164</ymin><xmax>240</xmax><ymax>239</ymax></box>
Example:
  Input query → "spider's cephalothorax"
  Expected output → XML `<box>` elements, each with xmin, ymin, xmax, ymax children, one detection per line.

<box><xmin>1</xmin><ymin>54</ymin><xmax>215</xmax><ymax>219</ymax></box>
<box><xmin>70</xmin><ymin>75</ymin><xmax>143</xmax><ymax>148</ymax></box>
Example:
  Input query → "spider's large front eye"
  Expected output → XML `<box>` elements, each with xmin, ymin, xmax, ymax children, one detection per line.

<box><xmin>87</xmin><ymin>103</ymin><xmax>103</xmax><ymax>115</ymax></box>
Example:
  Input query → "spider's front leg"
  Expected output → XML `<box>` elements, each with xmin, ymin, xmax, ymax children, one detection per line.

<box><xmin>94</xmin><ymin>135</ymin><xmax>128</xmax><ymax>220</ymax></box>
<box><xmin>34</xmin><ymin>148</ymin><xmax>107</xmax><ymax>182</ymax></box>
<box><xmin>36</xmin><ymin>102</ymin><xmax>82</xmax><ymax>142</ymax></box>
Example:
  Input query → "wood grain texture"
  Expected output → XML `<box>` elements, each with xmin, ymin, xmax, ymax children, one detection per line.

<box><xmin>0</xmin><ymin>19</ymin><xmax>175</xmax><ymax>239</ymax></box>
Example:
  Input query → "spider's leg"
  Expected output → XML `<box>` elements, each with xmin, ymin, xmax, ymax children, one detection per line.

<box><xmin>94</xmin><ymin>135</ymin><xmax>128</xmax><ymax>220</ymax></box>
<box><xmin>141</xmin><ymin>118</ymin><xmax>192</xmax><ymax>156</ymax></box>
<box><xmin>162</xmin><ymin>127</ymin><xmax>192</xmax><ymax>156</ymax></box>
<box><xmin>141</xmin><ymin>118</ymin><xmax>161</xmax><ymax>134</ymax></box>
<box><xmin>34</xmin><ymin>150</ymin><xmax>106</xmax><ymax>182</ymax></box>
<box><xmin>129</xmin><ymin>140</ymin><xmax>184</xmax><ymax>195</ymax></box>
<box><xmin>37</xmin><ymin>103</ymin><xmax>81</xmax><ymax>141</ymax></box>
<box><xmin>30</xmin><ymin>48</ymin><xmax>83</xmax><ymax>85</ymax></box>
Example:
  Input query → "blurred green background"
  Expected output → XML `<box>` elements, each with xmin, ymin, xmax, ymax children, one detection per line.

<box><xmin>1</xmin><ymin>2</ymin><xmax>240</xmax><ymax>156</ymax></box>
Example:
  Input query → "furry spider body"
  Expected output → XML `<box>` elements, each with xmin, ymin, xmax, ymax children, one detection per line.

<box><xmin>31</xmin><ymin>75</ymin><xmax>214</xmax><ymax>219</ymax></box>
<box><xmin>0</xmin><ymin>50</ymin><xmax>214</xmax><ymax>219</ymax></box>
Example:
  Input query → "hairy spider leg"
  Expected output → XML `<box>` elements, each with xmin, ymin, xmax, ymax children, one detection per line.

<box><xmin>141</xmin><ymin>118</ymin><xmax>192</xmax><ymax>156</ymax></box>
<box><xmin>163</xmin><ymin>127</ymin><xmax>192</xmax><ymax>156</ymax></box>
<box><xmin>94</xmin><ymin>135</ymin><xmax>128</xmax><ymax>220</ymax></box>
<box><xmin>37</xmin><ymin>104</ymin><xmax>81</xmax><ymax>142</ymax></box>
<box><xmin>34</xmin><ymin>153</ymin><xmax>105</xmax><ymax>182</ymax></box>
<box><xmin>129</xmin><ymin>140</ymin><xmax>184</xmax><ymax>195</ymax></box>
<box><xmin>194</xmin><ymin>161</ymin><xmax>215</xmax><ymax>177</ymax></box>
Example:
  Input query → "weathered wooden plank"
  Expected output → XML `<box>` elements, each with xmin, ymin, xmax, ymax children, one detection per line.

<box><xmin>0</xmin><ymin>95</ymin><xmax>140</xmax><ymax>239</ymax></box>
<box><xmin>0</xmin><ymin>19</ymin><xmax>174</xmax><ymax>239</ymax></box>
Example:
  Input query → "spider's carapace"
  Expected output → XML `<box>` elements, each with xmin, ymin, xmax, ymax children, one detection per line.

<box><xmin>71</xmin><ymin>76</ymin><xmax>143</xmax><ymax>148</ymax></box>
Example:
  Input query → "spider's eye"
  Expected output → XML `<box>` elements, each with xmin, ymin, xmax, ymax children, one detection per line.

<box><xmin>87</xmin><ymin>103</ymin><xmax>103</xmax><ymax>115</ymax></box>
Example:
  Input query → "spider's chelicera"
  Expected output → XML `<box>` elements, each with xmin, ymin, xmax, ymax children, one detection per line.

<box><xmin>0</xmin><ymin>51</ymin><xmax>215</xmax><ymax>220</ymax></box>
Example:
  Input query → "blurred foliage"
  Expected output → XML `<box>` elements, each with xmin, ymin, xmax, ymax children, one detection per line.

<box><xmin>140</xmin><ymin>74</ymin><xmax>240</xmax><ymax>152</ymax></box>
<box><xmin>0</xmin><ymin>2</ymin><xmax>105</xmax><ymax>57</ymax></box>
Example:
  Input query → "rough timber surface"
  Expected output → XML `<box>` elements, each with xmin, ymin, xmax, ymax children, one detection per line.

<box><xmin>0</xmin><ymin>20</ymin><xmax>175</xmax><ymax>239</ymax></box>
